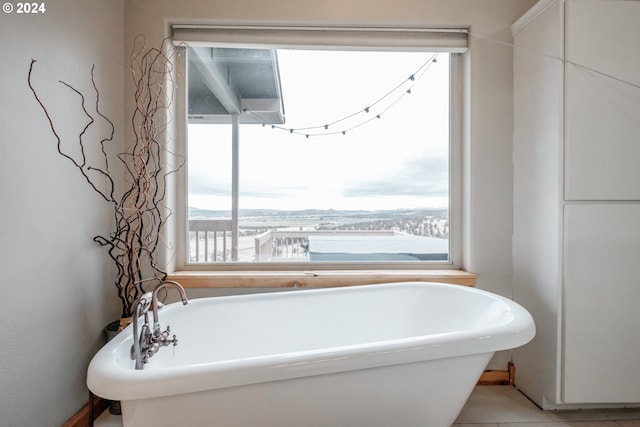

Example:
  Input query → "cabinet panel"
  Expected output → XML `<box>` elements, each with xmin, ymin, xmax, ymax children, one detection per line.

<box><xmin>563</xmin><ymin>0</ymin><xmax>640</xmax><ymax>201</ymax></box>
<box><xmin>565</xmin><ymin>0</ymin><xmax>640</xmax><ymax>90</ymax></box>
<box><xmin>563</xmin><ymin>204</ymin><xmax>640</xmax><ymax>403</ymax></box>
<box><xmin>564</xmin><ymin>66</ymin><xmax>640</xmax><ymax>200</ymax></box>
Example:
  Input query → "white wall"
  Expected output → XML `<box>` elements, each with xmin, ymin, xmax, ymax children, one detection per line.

<box><xmin>124</xmin><ymin>0</ymin><xmax>536</xmax><ymax>368</ymax></box>
<box><xmin>512</xmin><ymin>0</ymin><xmax>564</xmax><ymax>406</ymax></box>
<box><xmin>0</xmin><ymin>1</ymin><xmax>124</xmax><ymax>425</ymax></box>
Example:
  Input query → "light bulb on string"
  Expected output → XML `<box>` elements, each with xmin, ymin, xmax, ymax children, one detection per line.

<box><xmin>242</xmin><ymin>52</ymin><xmax>440</xmax><ymax>139</ymax></box>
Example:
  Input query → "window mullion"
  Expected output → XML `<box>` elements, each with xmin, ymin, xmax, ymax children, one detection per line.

<box><xmin>231</xmin><ymin>113</ymin><xmax>240</xmax><ymax>261</ymax></box>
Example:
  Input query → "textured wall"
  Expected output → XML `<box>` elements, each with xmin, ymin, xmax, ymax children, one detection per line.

<box><xmin>0</xmin><ymin>1</ymin><xmax>124</xmax><ymax>425</ymax></box>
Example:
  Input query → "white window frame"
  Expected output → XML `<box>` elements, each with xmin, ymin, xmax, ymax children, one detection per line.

<box><xmin>172</xmin><ymin>25</ymin><xmax>466</xmax><ymax>271</ymax></box>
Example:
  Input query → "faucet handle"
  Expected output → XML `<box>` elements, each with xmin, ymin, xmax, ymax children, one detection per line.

<box><xmin>152</xmin><ymin>324</ymin><xmax>178</xmax><ymax>347</ymax></box>
<box><xmin>138</xmin><ymin>292</ymin><xmax>154</xmax><ymax>312</ymax></box>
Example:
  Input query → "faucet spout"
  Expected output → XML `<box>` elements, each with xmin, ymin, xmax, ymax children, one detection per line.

<box><xmin>151</xmin><ymin>281</ymin><xmax>188</xmax><ymax>334</ymax></box>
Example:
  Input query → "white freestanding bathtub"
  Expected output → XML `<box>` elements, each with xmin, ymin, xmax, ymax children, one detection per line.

<box><xmin>88</xmin><ymin>282</ymin><xmax>535</xmax><ymax>427</ymax></box>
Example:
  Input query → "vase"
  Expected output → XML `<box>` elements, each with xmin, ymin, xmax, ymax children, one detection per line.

<box><xmin>102</xmin><ymin>319</ymin><xmax>126</xmax><ymax>415</ymax></box>
<box><xmin>103</xmin><ymin>319</ymin><xmax>120</xmax><ymax>342</ymax></box>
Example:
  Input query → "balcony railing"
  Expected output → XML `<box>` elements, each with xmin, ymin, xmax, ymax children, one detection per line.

<box><xmin>254</xmin><ymin>230</ymin><xmax>311</xmax><ymax>261</ymax></box>
<box><xmin>188</xmin><ymin>219</ymin><xmax>439</xmax><ymax>263</ymax></box>
<box><xmin>253</xmin><ymin>230</ymin><xmax>403</xmax><ymax>261</ymax></box>
<box><xmin>188</xmin><ymin>219</ymin><xmax>233</xmax><ymax>262</ymax></box>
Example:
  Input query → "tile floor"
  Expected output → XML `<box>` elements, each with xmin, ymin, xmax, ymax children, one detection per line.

<box><xmin>94</xmin><ymin>406</ymin><xmax>122</xmax><ymax>427</ymax></box>
<box><xmin>94</xmin><ymin>385</ymin><xmax>640</xmax><ymax>426</ymax></box>
<box><xmin>453</xmin><ymin>386</ymin><xmax>640</xmax><ymax>426</ymax></box>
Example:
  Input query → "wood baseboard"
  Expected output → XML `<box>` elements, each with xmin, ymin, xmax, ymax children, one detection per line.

<box><xmin>477</xmin><ymin>361</ymin><xmax>515</xmax><ymax>385</ymax></box>
<box><xmin>63</xmin><ymin>392</ymin><xmax>109</xmax><ymax>427</ymax></box>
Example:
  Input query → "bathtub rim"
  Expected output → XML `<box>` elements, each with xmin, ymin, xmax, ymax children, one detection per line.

<box><xmin>87</xmin><ymin>281</ymin><xmax>535</xmax><ymax>401</ymax></box>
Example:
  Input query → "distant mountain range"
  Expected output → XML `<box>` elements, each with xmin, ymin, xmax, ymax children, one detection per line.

<box><xmin>189</xmin><ymin>207</ymin><xmax>447</xmax><ymax>218</ymax></box>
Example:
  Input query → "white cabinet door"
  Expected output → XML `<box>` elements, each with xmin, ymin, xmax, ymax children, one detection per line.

<box><xmin>564</xmin><ymin>66</ymin><xmax>640</xmax><ymax>200</ymax></box>
<box><xmin>563</xmin><ymin>204</ymin><xmax>640</xmax><ymax>403</ymax></box>
<box><xmin>563</xmin><ymin>0</ymin><xmax>640</xmax><ymax>201</ymax></box>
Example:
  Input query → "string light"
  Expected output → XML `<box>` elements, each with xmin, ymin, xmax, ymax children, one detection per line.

<box><xmin>243</xmin><ymin>53</ymin><xmax>440</xmax><ymax>139</ymax></box>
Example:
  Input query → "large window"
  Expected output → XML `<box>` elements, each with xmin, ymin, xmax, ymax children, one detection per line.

<box><xmin>174</xmin><ymin>26</ymin><xmax>465</xmax><ymax>268</ymax></box>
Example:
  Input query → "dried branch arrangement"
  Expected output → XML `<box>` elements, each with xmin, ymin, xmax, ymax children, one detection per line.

<box><xmin>27</xmin><ymin>36</ymin><xmax>184</xmax><ymax>320</ymax></box>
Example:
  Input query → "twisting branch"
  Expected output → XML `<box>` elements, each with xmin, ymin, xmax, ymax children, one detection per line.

<box><xmin>27</xmin><ymin>35</ymin><xmax>185</xmax><ymax>319</ymax></box>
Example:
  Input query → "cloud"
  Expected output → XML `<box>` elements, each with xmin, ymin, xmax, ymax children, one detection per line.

<box><xmin>188</xmin><ymin>176</ymin><xmax>230</xmax><ymax>197</ymax></box>
<box><xmin>188</xmin><ymin>153</ymin><xmax>449</xmax><ymax>210</ymax></box>
<box><xmin>343</xmin><ymin>155</ymin><xmax>448</xmax><ymax>198</ymax></box>
<box><xmin>189</xmin><ymin>172</ymin><xmax>309</xmax><ymax>199</ymax></box>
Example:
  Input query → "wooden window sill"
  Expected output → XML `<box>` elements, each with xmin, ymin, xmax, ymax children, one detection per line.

<box><xmin>167</xmin><ymin>269</ymin><xmax>477</xmax><ymax>288</ymax></box>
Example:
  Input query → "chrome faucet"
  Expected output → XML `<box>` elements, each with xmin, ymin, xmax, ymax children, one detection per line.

<box><xmin>130</xmin><ymin>292</ymin><xmax>153</xmax><ymax>370</ymax></box>
<box><xmin>151</xmin><ymin>280</ymin><xmax>189</xmax><ymax>337</ymax></box>
<box><xmin>130</xmin><ymin>281</ymin><xmax>189</xmax><ymax>370</ymax></box>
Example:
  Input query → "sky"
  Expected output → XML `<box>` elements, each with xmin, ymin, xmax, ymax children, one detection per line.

<box><xmin>188</xmin><ymin>49</ymin><xmax>450</xmax><ymax>212</ymax></box>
